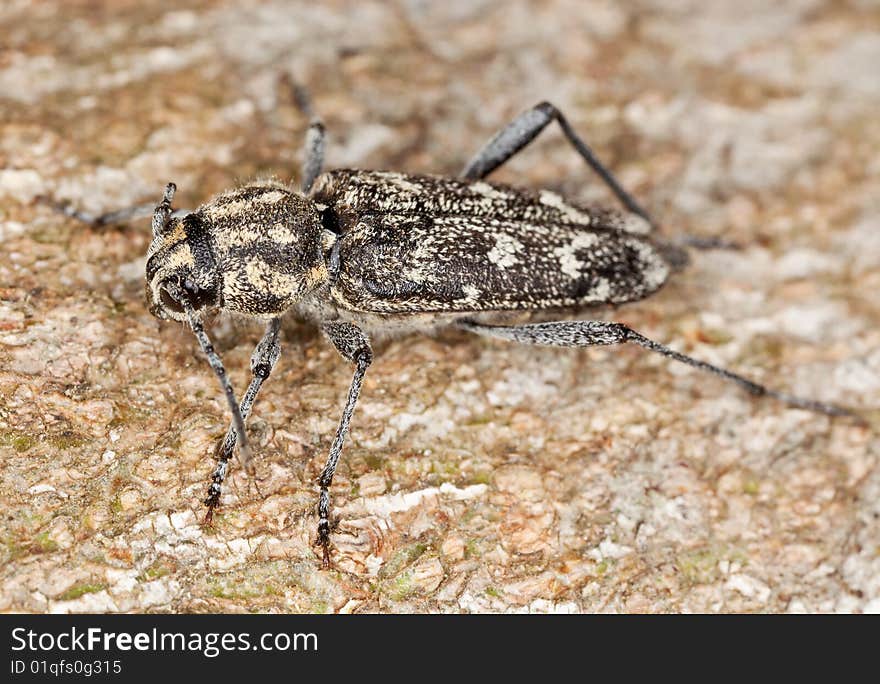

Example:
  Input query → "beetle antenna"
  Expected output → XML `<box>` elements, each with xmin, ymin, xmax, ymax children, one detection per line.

<box><xmin>152</xmin><ymin>182</ymin><xmax>177</xmax><ymax>237</ymax></box>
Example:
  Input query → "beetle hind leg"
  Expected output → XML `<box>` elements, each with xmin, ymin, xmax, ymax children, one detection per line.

<box><xmin>456</xmin><ymin>318</ymin><xmax>861</xmax><ymax>421</ymax></box>
<box><xmin>460</xmin><ymin>101</ymin><xmax>658</xmax><ymax>230</ymax></box>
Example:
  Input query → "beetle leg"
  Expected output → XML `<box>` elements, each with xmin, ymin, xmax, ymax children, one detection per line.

<box><xmin>301</xmin><ymin>119</ymin><xmax>325</xmax><ymax>194</ymax></box>
<box><xmin>456</xmin><ymin>318</ymin><xmax>860</xmax><ymax>421</ymax></box>
<box><xmin>281</xmin><ymin>75</ymin><xmax>326</xmax><ymax>194</ymax></box>
<box><xmin>315</xmin><ymin>321</ymin><xmax>373</xmax><ymax>567</ymax></box>
<box><xmin>460</xmin><ymin>101</ymin><xmax>657</xmax><ymax>230</ymax></box>
<box><xmin>204</xmin><ymin>318</ymin><xmax>282</xmax><ymax>522</ymax></box>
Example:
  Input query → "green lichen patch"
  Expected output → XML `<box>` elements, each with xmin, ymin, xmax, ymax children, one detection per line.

<box><xmin>1</xmin><ymin>538</ymin><xmax>27</xmax><ymax>565</ymax></box>
<box><xmin>676</xmin><ymin>546</ymin><xmax>748</xmax><ymax>587</ymax></box>
<box><xmin>471</xmin><ymin>471</ymin><xmax>492</xmax><ymax>485</ymax></box>
<box><xmin>378</xmin><ymin>541</ymin><xmax>428</xmax><ymax>581</ymax></box>
<box><xmin>202</xmin><ymin>562</ymin><xmax>303</xmax><ymax>604</ymax></box>
<box><xmin>388</xmin><ymin>571</ymin><xmax>415</xmax><ymax>601</ymax></box>
<box><xmin>0</xmin><ymin>430</ymin><xmax>39</xmax><ymax>453</ymax></box>
<box><xmin>743</xmin><ymin>479</ymin><xmax>761</xmax><ymax>496</ymax></box>
<box><xmin>57</xmin><ymin>582</ymin><xmax>107</xmax><ymax>601</ymax></box>
<box><xmin>30</xmin><ymin>531</ymin><xmax>59</xmax><ymax>554</ymax></box>
<box><xmin>47</xmin><ymin>430</ymin><xmax>88</xmax><ymax>451</ymax></box>
<box><xmin>464</xmin><ymin>539</ymin><xmax>481</xmax><ymax>559</ymax></box>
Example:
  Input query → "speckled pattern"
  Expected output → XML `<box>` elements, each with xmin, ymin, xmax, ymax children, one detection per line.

<box><xmin>312</xmin><ymin>170</ymin><xmax>670</xmax><ymax>314</ymax></box>
<box><xmin>0</xmin><ymin>0</ymin><xmax>878</xmax><ymax>614</ymax></box>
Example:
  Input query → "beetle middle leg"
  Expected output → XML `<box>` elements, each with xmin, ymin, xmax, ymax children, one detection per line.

<box><xmin>459</xmin><ymin>101</ymin><xmax>740</xmax><ymax>251</ymax></box>
<box><xmin>456</xmin><ymin>318</ymin><xmax>859</xmax><ymax>420</ymax></box>
<box><xmin>315</xmin><ymin>321</ymin><xmax>373</xmax><ymax>567</ymax></box>
<box><xmin>204</xmin><ymin>317</ymin><xmax>283</xmax><ymax>523</ymax></box>
<box><xmin>300</xmin><ymin>119</ymin><xmax>325</xmax><ymax>194</ymax></box>
<box><xmin>460</xmin><ymin>101</ymin><xmax>657</xmax><ymax>229</ymax></box>
<box><xmin>281</xmin><ymin>74</ymin><xmax>326</xmax><ymax>194</ymax></box>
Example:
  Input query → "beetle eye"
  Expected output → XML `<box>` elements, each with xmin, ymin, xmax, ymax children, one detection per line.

<box><xmin>160</xmin><ymin>287</ymin><xmax>185</xmax><ymax>314</ymax></box>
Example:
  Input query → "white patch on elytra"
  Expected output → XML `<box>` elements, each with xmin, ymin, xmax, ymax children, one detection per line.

<box><xmin>630</xmin><ymin>239</ymin><xmax>669</xmax><ymax>289</ymax></box>
<box><xmin>402</xmin><ymin>240</ymin><xmax>439</xmax><ymax>284</ymax></box>
<box><xmin>469</xmin><ymin>181</ymin><xmax>510</xmax><ymax>200</ymax></box>
<box><xmin>403</xmin><ymin>264</ymin><xmax>430</xmax><ymax>283</ymax></box>
<box><xmin>590</xmin><ymin>278</ymin><xmax>612</xmax><ymax>301</ymax></box>
<box><xmin>552</xmin><ymin>233</ymin><xmax>599</xmax><ymax>280</ymax></box>
<box><xmin>539</xmin><ymin>190</ymin><xmax>593</xmax><ymax>225</ymax></box>
<box><xmin>342</xmin><ymin>189</ymin><xmax>360</xmax><ymax>207</ymax></box>
<box><xmin>373</xmin><ymin>171</ymin><xmax>422</xmax><ymax>193</ymax></box>
<box><xmin>487</xmin><ymin>233</ymin><xmax>523</xmax><ymax>268</ymax></box>
<box><xmin>462</xmin><ymin>284</ymin><xmax>481</xmax><ymax>301</ymax></box>
<box><xmin>618</xmin><ymin>213</ymin><xmax>652</xmax><ymax>235</ymax></box>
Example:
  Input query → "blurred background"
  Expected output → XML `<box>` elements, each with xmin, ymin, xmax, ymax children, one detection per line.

<box><xmin>0</xmin><ymin>0</ymin><xmax>877</xmax><ymax>613</ymax></box>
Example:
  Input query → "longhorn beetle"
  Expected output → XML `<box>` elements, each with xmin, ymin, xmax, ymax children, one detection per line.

<box><xmin>62</xmin><ymin>101</ymin><xmax>860</xmax><ymax>566</ymax></box>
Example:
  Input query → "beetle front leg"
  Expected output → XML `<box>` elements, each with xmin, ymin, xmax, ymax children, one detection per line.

<box><xmin>204</xmin><ymin>318</ymin><xmax>282</xmax><ymax>523</ymax></box>
<box><xmin>316</xmin><ymin>321</ymin><xmax>373</xmax><ymax>567</ymax></box>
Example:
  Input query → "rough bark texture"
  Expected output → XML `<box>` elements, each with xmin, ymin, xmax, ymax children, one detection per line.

<box><xmin>1</xmin><ymin>0</ymin><xmax>878</xmax><ymax>614</ymax></box>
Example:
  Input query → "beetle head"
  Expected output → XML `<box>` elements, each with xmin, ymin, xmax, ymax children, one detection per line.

<box><xmin>145</xmin><ymin>184</ymin><xmax>221</xmax><ymax>321</ymax></box>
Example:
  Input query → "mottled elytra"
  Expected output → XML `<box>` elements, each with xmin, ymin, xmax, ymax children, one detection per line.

<box><xmin>68</xmin><ymin>101</ymin><xmax>860</xmax><ymax>567</ymax></box>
